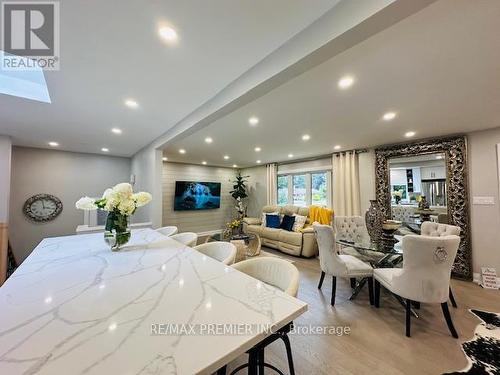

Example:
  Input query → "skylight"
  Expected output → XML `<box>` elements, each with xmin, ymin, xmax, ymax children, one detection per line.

<box><xmin>0</xmin><ymin>51</ymin><xmax>51</xmax><ymax>103</ymax></box>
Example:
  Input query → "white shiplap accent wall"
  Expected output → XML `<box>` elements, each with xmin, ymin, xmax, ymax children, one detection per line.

<box><xmin>162</xmin><ymin>162</ymin><xmax>236</xmax><ymax>233</ymax></box>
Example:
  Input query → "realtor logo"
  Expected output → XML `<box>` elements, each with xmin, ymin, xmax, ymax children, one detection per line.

<box><xmin>1</xmin><ymin>1</ymin><xmax>60</xmax><ymax>70</ymax></box>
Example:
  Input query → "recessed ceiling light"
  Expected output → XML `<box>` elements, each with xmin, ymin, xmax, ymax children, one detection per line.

<box><xmin>248</xmin><ymin>117</ymin><xmax>259</xmax><ymax>126</ymax></box>
<box><xmin>111</xmin><ymin>128</ymin><xmax>122</xmax><ymax>134</ymax></box>
<box><xmin>48</xmin><ymin>142</ymin><xmax>59</xmax><ymax>147</ymax></box>
<box><xmin>288</xmin><ymin>153</ymin><xmax>294</xmax><ymax>158</ymax></box>
<box><xmin>233</xmin><ymin>164</ymin><xmax>238</xmax><ymax>168</ymax></box>
<box><xmin>204</xmin><ymin>137</ymin><xmax>213</xmax><ymax>144</ymax></box>
<box><xmin>302</xmin><ymin>134</ymin><xmax>310</xmax><ymax>141</ymax></box>
<box><xmin>338</xmin><ymin>75</ymin><xmax>354</xmax><ymax>89</ymax></box>
<box><xmin>256</xmin><ymin>160</ymin><xmax>261</xmax><ymax>164</ymax></box>
<box><xmin>101</xmin><ymin>148</ymin><xmax>109</xmax><ymax>152</ymax></box>
<box><xmin>383</xmin><ymin>112</ymin><xmax>397</xmax><ymax>121</ymax></box>
<box><xmin>162</xmin><ymin>157</ymin><xmax>168</xmax><ymax>161</ymax></box>
<box><xmin>202</xmin><ymin>161</ymin><xmax>207</xmax><ymax>165</ymax></box>
<box><xmin>158</xmin><ymin>26</ymin><xmax>178</xmax><ymax>43</ymax></box>
<box><xmin>405</xmin><ymin>131</ymin><xmax>416</xmax><ymax>138</ymax></box>
<box><xmin>124</xmin><ymin>99</ymin><xmax>139</xmax><ymax>109</ymax></box>
<box><xmin>179</xmin><ymin>149</ymin><xmax>186</xmax><ymax>154</ymax></box>
<box><xmin>254</xmin><ymin>147</ymin><xmax>261</xmax><ymax>152</ymax></box>
<box><xmin>334</xmin><ymin>145</ymin><xmax>341</xmax><ymax>150</ymax></box>
<box><xmin>223</xmin><ymin>155</ymin><xmax>229</xmax><ymax>160</ymax></box>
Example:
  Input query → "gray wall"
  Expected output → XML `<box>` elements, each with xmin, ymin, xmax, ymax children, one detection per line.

<box><xmin>9</xmin><ymin>147</ymin><xmax>131</xmax><ymax>262</ymax></box>
<box><xmin>0</xmin><ymin>136</ymin><xmax>11</xmax><ymax>223</ymax></box>
<box><xmin>468</xmin><ymin>128</ymin><xmax>500</xmax><ymax>275</ymax></box>
<box><xmin>241</xmin><ymin>165</ymin><xmax>267</xmax><ymax>218</ymax></box>
<box><xmin>162</xmin><ymin>162</ymin><xmax>236</xmax><ymax>233</ymax></box>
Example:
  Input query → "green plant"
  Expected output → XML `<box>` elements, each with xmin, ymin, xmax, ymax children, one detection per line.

<box><xmin>230</xmin><ymin>172</ymin><xmax>249</xmax><ymax>200</ymax></box>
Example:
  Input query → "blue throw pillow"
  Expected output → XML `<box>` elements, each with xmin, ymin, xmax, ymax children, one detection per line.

<box><xmin>280</xmin><ymin>215</ymin><xmax>296</xmax><ymax>231</ymax></box>
<box><xmin>265</xmin><ymin>214</ymin><xmax>281</xmax><ymax>228</ymax></box>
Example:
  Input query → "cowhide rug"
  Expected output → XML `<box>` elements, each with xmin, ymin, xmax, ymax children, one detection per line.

<box><xmin>444</xmin><ymin>309</ymin><xmax>500</xmax><ymax>375</ymax></box>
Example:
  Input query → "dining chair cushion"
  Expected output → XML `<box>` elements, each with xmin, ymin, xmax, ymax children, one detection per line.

<box><xmin>170</xmin><ymin>232</ymin><xmax>198</xmax><ymax>247</ymax></box>
<box><xmin>193</xmin><ymin>242</ymin><xmax>237</xmax><ymax>265</ymax></box>
<box><xmin>339</xmin><ymin>254</ymin><xmax>373</xmax><ymax>277</ymax></box>
<box><xmin>232</xmin><ymin>257</ymin><xmax>300</xmax><ymax>297</ymax></box>
<box><xmin>156</xmin><ymin>226</ymin><xmax>178</xmax><ymax>237</ymax></box>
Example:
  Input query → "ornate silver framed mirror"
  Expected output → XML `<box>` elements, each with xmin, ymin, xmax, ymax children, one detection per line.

<box><xmin>375</xmin><ymin>136</ymin><xmax>472</xmax><ymax>280</ymax></box>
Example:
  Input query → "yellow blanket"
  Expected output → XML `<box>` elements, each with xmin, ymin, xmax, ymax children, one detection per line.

<box><xmin>309</xmin><ymin>205</ymin><xmax>333</xmax><ymax>225</ymax></box>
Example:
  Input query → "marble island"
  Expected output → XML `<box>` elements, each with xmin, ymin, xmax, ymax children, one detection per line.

<box><xmin>0</xmin><ymin>229</ymin><xmax>307</xmax><ymax>374</ymax></box>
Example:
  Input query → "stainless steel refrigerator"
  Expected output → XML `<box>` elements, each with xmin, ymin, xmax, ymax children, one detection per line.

<box><xmin>421</xmin><ymin>179</ymin><xmax>447</xmax><ymax>206</ymax></box>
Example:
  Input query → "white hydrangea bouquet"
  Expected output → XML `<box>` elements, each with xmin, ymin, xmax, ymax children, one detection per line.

<box><xmin>76</xmin><ymin>183</ymin><xmax>152</xmax><ymax>250</ymax></box>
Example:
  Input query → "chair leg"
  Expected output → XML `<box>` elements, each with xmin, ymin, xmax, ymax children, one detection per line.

<box><xmin>374</xmin><ymin>280</ymin><xmax>380</xmax><ymax>308</ymax></box>
<box><xmin>441</xmin><ymin>302</ymin><xmax>459</xmax><ymax>338</ymax></box>
<box><xmin>368</xmin><ymin>277</ymin><xmax>374</xmax><ymax>305</ymax></box>
<box><xmin>331</xmin><ymin>276</ymin><xmax>337</xmax><ymax>306</ymax></box>
<box><xmin>281</xmin><ymin>334</ymin><xmax>295</xmax><ymax>375</ymax></box>
<box><xmin>350</xmin><ymin>278</ymin><xmax>356</xmax><ymax>289</ymax></box>
<box><xmin>406</xmin><ymin>299</ymin><xmax>411</xmax><ymax>337</ymax></box>
<box><xmin>449</xmin><ymin>287</ymin><xmax>457</xmax><ymax>308</ymax></box>
<box><xmin>318</xmin><ymin>271</ymin><xmax>325</xmax><ymax>289</ymax></box>
<box><xmin>258</xmin><ymin>348</ymin><xmax>264</xmax><ymax>375</ymax></box>
<box><xmin>216</xmin><ymin>366</ymin><xmax>227</xmax><ymax>375</ymax></box>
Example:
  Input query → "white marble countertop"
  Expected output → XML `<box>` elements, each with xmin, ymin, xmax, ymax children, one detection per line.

<box><xmin>0</xmin><ymin>229</ymin><xmax>307</xmax><ymax>374</ymax></box>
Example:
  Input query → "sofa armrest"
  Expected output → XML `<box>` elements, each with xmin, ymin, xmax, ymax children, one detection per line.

<box><xmin>243</xmin><ymin>217</ymin><xmax>261</xmax><ymax>225</ymax></box>
<box><xmin>300</xmin><ymin>225</ymin><xmax>314</xmax><ymax>233</ymax></box>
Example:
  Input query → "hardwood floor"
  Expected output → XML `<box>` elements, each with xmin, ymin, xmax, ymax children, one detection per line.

<box><xmin>224</xmin><ymin>248</ymin><xmax>500</xmax><ymax>375</ymax></box>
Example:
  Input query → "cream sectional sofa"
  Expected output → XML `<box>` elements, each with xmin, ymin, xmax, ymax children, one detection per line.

<box><xmin>243</xmin><ymin>205</ymin><xmax>318</xmax><ymax>258</ymax></box>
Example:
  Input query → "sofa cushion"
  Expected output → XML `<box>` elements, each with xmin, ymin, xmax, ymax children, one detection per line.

<box><xmin>297</xmin><ymin>206</ymin><xmax>310</xmax><ymax>218</ymax></box>
<box><xmin>280</xmin><ymin>215</ymin><xmax>295</xmax><ymax>231</ymax></box>
<box><xmin>282</xmin><ymin>205</ymin><xmax>299</xmax><ymax>216</ymax></box>
<box><xmin>261</xmin><ymin>227</ymin><xmax>282</xmax><ymax>241</ymax></box>
<box><xmin>278</xmin><ymin>230</ymin><xmax>303</xmax><ymax>246</ymax></box>
<box><xmin>265</xmin><ymin>214</ymin><xmax>281</xmax><ymax>228</ymax></box>
<box><xmin>262</xmin><ymin>205</ymin><xmax>280</xmax><ymax>213</ymax></box>
<box><xmin>292</xmin><ymin>214</ymin><xmax>307</xmax><ymax>232</ymax></box>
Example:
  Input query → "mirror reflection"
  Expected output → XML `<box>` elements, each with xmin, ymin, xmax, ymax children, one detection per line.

<box><xmin>389</xmin><ymin>153</ymin><xmax>447</xmax><ymax>228</ymax></box>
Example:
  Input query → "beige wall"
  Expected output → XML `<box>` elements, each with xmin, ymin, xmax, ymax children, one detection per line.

<box><xmin>468</xmin><ymin>128</ymin><xmax>500</xmax><ymax>275</ymax></box>
<box><xmin>241</xmin><ymin>165</ymin><xmax>267</xmax><ymax>217</ymax></box>
<box><xmin>131</xmin><ymin>145</ymin><xmax>163</xmax><ymax>227</ymax></box>
<box><xmin>0</xmin><ymin>136</ymin><xmax>12</xmax><ymax>223</ymax></box>
<box><xmin>9</xmin><ymin>147</ymin><xmax>131</xmax><ymax>262</ymax></box>
<box><xmin>162</xmin><ymin>162</ymin><xmax>236</xmax><ymax>233</ymax></box>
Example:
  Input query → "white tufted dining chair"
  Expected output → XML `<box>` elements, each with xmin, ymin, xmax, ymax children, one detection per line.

<box><xmin>170</xmin><ymin>232</ymin><xmax>198</xmax><ymax>247</ymax></box>
<box><xmin>421</xmin><ymin>221</ymin><xmax>460</xmax><ymax>237</ymax></box>
<box><xmin>374</xmin><ymin>234</ymin><xmax>460</xmax><ymax>337</ymax></box>
<box><xmin>193</xmin><ymin>242</ymin><xmax>237</xmax><ymax>265</ymax></box>
<box><xmin>420</xmin><ymin>221</ymin><xmax>461</xmax><ymax>307</ymax></box>
<box><xmin>313</xmin><ymin>223</ymin><xmax>374</xmax><ymax>306</ymax></box>
<box><xmin>155</xmin><ymin>226</ymin><xmax>178</xmax><ymax>237</ymax></box>
<box><xmin>229</xmin><ymin>257</ymin><xmax>300</xmax><ymax>375</ymax></box>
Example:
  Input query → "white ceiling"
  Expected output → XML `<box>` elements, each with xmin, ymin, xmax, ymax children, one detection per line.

<box><xmin>164</xmin><ymin>0</ymin><xmax>500</xmax><ymax>168</ymax></box>
<box><xmin>0</xmin><ymin>0</ymin><xmax>339</xmax><ymax>156</ymax></box>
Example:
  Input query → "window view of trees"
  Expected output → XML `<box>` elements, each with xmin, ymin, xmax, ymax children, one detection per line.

<box><xmin>312</xmin><ymin>172</ymin><xmax>327</xmax><ymax>206</ymax></box>
<box><xmin>293</xmin><ymin>175</ymin><xmax>306</xmax><ymax>206</ymax></box>
<box><xmin>277</xmin><ymin>175</ymin><xmax>288</xmax><ymax>206</ymax></box>
<box><xmin>278</xmin><ymin>171</ymin><xmax>330</xmax><ymax>207</ymax></box>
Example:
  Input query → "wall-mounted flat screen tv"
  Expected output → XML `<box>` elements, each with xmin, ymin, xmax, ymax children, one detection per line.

<box><xmin>174</xmin><ymin>181</ymin><xmax>221</xmax><ymax>211</ymax></box>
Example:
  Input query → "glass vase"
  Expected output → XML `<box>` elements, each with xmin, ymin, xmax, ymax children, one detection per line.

<box><xmin>104</xmin><ymin>211</ymin><xmax>131</xmax><ymax>251</ymax></box>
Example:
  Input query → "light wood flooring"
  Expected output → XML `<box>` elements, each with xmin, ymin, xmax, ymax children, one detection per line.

<box><xmin>223</xmin><ymin>248</ymin><xmax>500</xmax><ymax>375</ymax></box>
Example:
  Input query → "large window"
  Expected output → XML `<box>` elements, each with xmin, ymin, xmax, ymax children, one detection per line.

<box><xmin>278</xmin><ymin>171</ymin><xmax>331</xmax><ymax>207</ymax></box>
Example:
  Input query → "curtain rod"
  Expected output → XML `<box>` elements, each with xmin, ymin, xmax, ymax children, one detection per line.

<box><xmin>276</xmin><ymin>149</ymin><xmax>368</xmax><ymax>166</ymax></box>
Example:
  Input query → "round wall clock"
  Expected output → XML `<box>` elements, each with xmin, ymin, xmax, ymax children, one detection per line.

<box><xmin>23</xmin><ymin>194</ymin><xmax>63</xmax><ymax>223</ymax></box>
